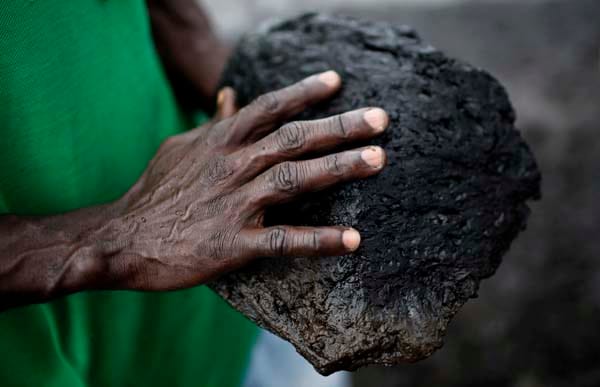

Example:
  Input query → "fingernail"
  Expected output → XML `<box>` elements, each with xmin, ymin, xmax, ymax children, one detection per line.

<box><xmin>361</xmin><ymin>146</ymin><xmax>385</xmax><ymax>168</ymax></box>
<box><xmin>342</xmin><ymin>229</ymin><xmax>361</xmax><ymax>251</ymax></box>
<box><xmin>363</xmin><ymin>108</ymin><xmax>389</xmax><ymax>132</ymax></box>
<box><xmin>318</xmin><ymin>70</ymin><xmax>341</xmax><ymax>88</ymax></box>
<box><xmin>217</xmin><ymin>89</ymin><xmax>226</xmax><ymax>107</ymax></box>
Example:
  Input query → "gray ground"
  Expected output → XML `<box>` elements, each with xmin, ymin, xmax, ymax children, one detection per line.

<box><xmin>203</xmin><ymin>0</ymin><xmax>546</xmax><ymax>41</ymax></box>
<box><xmin>205</xmin><ymin>0</ymin><xmax>600</xmax><ymax>385</ymax></box>
<box><xmin>350</xmin><ymin>2</ymin><xmax>600</xmax><ymax>385</ymax></box>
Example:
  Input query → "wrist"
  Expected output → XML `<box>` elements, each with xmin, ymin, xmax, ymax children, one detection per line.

<box><xmin>0</xmin><ymin>200</ymin><xmax>139</xmax><ymax>310</ymax></box>
<box><xmin>90</xmin><ymin>201</ymin><xmax>145</xmax><ymax>291</ymax></box>
<box><xmin>63</xmin><ymin>201</ymin><xmax>134</xmax><ymax>293</ymax></box>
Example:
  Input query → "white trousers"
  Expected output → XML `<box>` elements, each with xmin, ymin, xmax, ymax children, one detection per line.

<box><xmin>243</xmin><ymin>330</ymin><xmax>351</xmax><ymax>387</ymax></box>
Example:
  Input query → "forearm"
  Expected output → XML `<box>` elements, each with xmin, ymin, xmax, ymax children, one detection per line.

<box><xmin>0</xmin><ymin>71</ymin><xmax>385</xmax><ymax>312</ymax></box>
<box><xmin>0</xmin><ymin>203</ymin><xmax>127</xmax><ymax>311</ymax></box>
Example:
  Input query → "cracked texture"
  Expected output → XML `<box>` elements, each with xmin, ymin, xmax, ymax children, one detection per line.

<box><xmin>212</xmin><ymin>13</ymin><xmax>541</xmax><ymax>375</ymax></box>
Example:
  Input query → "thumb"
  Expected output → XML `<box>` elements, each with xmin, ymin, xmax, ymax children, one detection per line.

<box><xmin>214</xmin><ymin>87</ymin><xmax>238</xmax><ymax>120</ymax></box>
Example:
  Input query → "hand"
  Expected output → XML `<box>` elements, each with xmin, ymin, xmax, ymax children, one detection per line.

<box><xmin>147</xmin><ymin>0</ymin><xmax>231</xmax><ymax>111</ymax></box>
<box><xmin>113</xmin><ymin>71</ymin><xmax>389</xmax><ymax>291</ymax></box>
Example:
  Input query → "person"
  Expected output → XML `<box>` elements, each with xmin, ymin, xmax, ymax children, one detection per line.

<box><xmin>0</xmin><ymin>1</ymin><xmax>388</xmax><ymax>386</ymax></box>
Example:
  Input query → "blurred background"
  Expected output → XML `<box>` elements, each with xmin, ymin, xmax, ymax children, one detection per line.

<box><xmin>202</xmin><ymin>0</ymin><xmax>600</xmax><ymax>385</ymax></box>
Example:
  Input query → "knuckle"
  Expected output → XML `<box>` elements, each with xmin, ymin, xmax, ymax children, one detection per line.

<box><xmin>332</xmin><ymin>114</ymin><xmax>349</xmax><ymax>138</ymax></box>
<box><xmin>208</xmin><ymin>119</ymin><xmax>234</xmax><ymax>146</ymax></box>
<box><xmin>202</xmin><ymin>195</ymin><xmax>231</xmax><ymax>218</ymax></box>
<box><xmin>200</xmin><ymin>156</ymin><xmax>233</xmax><ymax>185</ymax></box>
<box><xmin>266</xmin><ymin>227</ymin><xmax>287</xmax><ymax>255</ymax></box>
<box><xmin>158</xmin><ymin>135</ymin><xmax>179</xmax><ymax>152</ymax></box>
<box><xmin>324</xmin><ymin>154</ymin><xmax>345</xmax><ymax>176</ymax></box>
<box><xmin>276</xmin><ymin>122</ymin><xmax>306</xmax><ymax>152</ymax></box>
<box><xmin>205</xmin><ymin>229</ymin><xmax>232</xmax><ymax>260</ymax></box>
<box><xmin>254</xmin><ymin>92</ymin><xmax>280</xmax><ymax>114</ymax></box>
<box><xmin>271</xmin><ymin>161</ymin><xmax>301</xmax><ymax>193</ymax></box>
<box><xmin>239</xmin><ymin>151</ymin><xmax>263</xmax><ymax>176</ymax></box>
<box><xmin>227</xmin><ymin>155</ymin><xmax>244</xmax><ymax>173</ymax></box>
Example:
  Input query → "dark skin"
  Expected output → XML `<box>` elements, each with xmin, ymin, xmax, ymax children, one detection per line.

<box><xmin>0</xmin><ymin>1</ymin><xmax>389</xmax><ymax>312</ymax></box>
<box><xmin>148</xmin><ymin>0</ymin><xmax>232</xmax><ymax>112</ymax></box>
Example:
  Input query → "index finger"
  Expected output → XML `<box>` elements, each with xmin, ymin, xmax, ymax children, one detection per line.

<box><xmin>225</xmin><ymin>70</ymin><xmax>342</xmax><ymax>145</ymax></box>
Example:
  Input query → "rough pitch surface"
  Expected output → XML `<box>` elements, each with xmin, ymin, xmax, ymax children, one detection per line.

<box><xmin>212</xmin><ymin>13</ymin><xmax>541</xmax><ymax>374</ymax></box>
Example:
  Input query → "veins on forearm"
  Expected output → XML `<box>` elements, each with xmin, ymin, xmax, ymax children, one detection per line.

<box><xmin>0</xmin><ymin>206</ymin><xmax>124</xmax><ymax>311</ymax></box>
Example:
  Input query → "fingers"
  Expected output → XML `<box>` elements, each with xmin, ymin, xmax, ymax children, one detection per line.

<box><xmin>244</xmin><ymin>146</ymin><xmax>386</xmax><ymax>207</ymax></box>
<box><xmin>225</xmin><ymin>70</ymin><xmax>342</xmax><ymax>145</ymax></box>
<box><xmin>214</xmin><ymin>87</ymin><xmax>238</xmax><ymax>120</ymax></box>
<box><xmin>240</xmin><ymin>226</ymin><xmax>361</xmax><ymax>258</ymax></box>
<box><xmin>234</xmin><ymin>107</ymin><xmax>388</xmax><ymax>178</ymax></box>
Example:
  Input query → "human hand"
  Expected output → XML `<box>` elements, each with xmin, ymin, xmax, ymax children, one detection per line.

<box><xmin>113</xmin><ymin>71</ymin><xmax>389</xmax><ymax>290</ymax></box>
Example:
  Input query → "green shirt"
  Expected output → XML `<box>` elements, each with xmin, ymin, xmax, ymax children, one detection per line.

<box><xmin>0</xmin><ymin>1</ymin><xmax>257</xmax><ymax>386</ymax></box>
